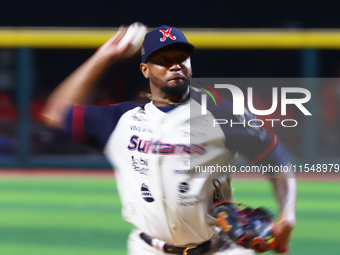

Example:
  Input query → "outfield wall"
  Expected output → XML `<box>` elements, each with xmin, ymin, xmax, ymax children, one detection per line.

<box><xmin>0</xmin><ymin>28</ymin><xmax>339</xmax><ymax>168</ymax></box>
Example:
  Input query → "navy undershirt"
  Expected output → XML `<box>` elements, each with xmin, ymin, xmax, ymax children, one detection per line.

<box><xmin>157</xmin><ymin>105</ymin><xmax>178</xmax><ymax>113</ymax></box>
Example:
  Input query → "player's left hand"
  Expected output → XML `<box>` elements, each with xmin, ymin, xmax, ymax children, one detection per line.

<box><xmin>210</xmin><ymin>201</ymin><xmax>293</xmax><ymax>254</ymax></box>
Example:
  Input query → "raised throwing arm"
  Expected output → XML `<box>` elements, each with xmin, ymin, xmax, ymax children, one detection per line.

<box><xmin>41</xmin><ymin>26</ymin><xmax>132</xmax><ymax>129</ymax></box>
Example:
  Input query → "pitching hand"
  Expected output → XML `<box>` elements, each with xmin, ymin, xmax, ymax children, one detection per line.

<box><xmin>95</xmin><ymin>26</ymin><xmax>136</xmax><ymax>64</ymax></box>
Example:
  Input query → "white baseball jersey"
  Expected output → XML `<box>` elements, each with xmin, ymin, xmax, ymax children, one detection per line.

<box><xmin>65</xmin><ymin>88</ymin><xmax>290</xmax><ymax>246</ymax></box>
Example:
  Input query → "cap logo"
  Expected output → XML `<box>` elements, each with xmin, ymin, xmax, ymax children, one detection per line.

<box><xmin>159</xmin><ymin>28</ymin><xmax>176</xmax><ymax>42</ymax></box>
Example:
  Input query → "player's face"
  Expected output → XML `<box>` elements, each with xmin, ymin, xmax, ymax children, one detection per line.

<box><xmin>140</xmin><ymin>46</ymin><xmax>192</xmax><ymax>97</ymax></box>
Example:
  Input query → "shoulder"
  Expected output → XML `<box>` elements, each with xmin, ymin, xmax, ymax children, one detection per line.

<box><xmin>80</xmin><ymin>101</ymin><xmax>142</xmax><ymax>121</ymax></box>
<box><xmin>65</xmin><ymin>101</ymin><xmax>143</xmax><ymax>148</ymax></box>
<box><xmin>88</xmin><ymin>101</ymin><xmax>141</xmax><ymax>114</ymax></box>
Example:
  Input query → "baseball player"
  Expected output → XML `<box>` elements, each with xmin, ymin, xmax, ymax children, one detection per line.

<box><xmin>42</xmin><ymin>25</ymin><xmax>296</xmax><ymax>254</ymax></box>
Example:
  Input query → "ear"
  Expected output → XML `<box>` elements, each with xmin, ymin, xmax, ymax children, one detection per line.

<box><xmin>140</xmin><ymin>63</ymin><xmax>149</xmax><ymax>79</ymax></box>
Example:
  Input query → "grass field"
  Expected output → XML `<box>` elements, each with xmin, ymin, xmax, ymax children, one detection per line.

<box><xmin>0</xmin><ymin>176</ymin><xmax>338</xmax><ymax>255</ymax></box>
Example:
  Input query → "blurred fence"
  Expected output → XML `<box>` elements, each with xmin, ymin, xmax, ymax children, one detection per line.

<box><xmin>0</xmin><ymin>28</ymin><xmax>339</xmax><ymax>168</ymax></box>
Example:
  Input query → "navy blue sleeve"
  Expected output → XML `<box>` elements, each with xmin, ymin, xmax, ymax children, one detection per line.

<box><xmin>65</xmin><ymin>102</ymin><xmax>140</xmax><ymax>150</ymax></box>
<box><xmin>191</xmin><ymin>89</ymin><xmax>291</xmax><ymax>166</ymax></box>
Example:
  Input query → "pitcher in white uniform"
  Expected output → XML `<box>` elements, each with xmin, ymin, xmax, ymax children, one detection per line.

<box><xmin>41</xmin><ymin>24</ymin><xmax>296</xmax><ymax>255</ymax></box>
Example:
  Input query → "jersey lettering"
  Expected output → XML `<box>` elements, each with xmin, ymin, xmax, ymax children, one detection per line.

<box><xmin>130</xmin><ymin>125</ymin><xmax>142</xmax><ymax>132</ymax></box>
<box><xmin>127</xmin><ymin>135</ymin><xmax>139</xmax><ymax>150</ymax></box>
<box><xmin>127</xmin><ymin>135</ymin><xmax>206</xmax><ymax>155</ymax></box>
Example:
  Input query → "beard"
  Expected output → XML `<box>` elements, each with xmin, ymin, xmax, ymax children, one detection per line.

<box><xmin>161</xmin><ymin>81</ymin><xmax>190</xmax><ymax>97</ymax></box>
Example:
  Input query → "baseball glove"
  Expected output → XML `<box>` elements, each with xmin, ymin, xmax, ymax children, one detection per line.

<box><xmin>210</xmin><ymin>201</ymin><xmax>289</xmax><ymax>253</ymax></box>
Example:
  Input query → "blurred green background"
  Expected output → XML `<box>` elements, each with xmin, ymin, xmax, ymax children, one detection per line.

<box><xmin>1</xmin><ymin>3</ymin><xmax>340</xmax><ymax>254</ymax></box>
<box><xmin>0</xmin><ymin>176</ymin><xmax>338</xmax><ymax>255</ymax></box>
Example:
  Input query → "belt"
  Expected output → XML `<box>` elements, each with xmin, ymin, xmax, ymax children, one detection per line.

<box><xmin>140</xmin><ymin>232</ymin><xmax>211</xmax><ymax>255</ymax></box>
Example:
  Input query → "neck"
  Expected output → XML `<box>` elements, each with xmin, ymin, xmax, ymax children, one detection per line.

<box><xmin>140</xmin><ymin>92</ymin><xmax>189</xmax><ymax>106</ymax></box>
<box><xmin>146</xmin><ymin>85</ymin><xmax>189</xmax><ymax>106</ymax></box>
